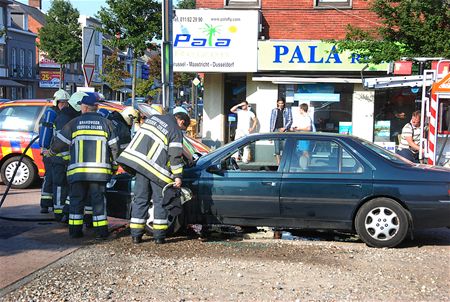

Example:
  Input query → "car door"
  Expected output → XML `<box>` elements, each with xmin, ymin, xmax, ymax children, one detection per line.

<box><xmin>199</xmin><ymin>137</ymin><xmax>286</xmax><ymax>219</ymax></box>
<box><xmin>280</xmin><ymin>137</ymin><xmax>373</xmax><ymax>228</ymax></box>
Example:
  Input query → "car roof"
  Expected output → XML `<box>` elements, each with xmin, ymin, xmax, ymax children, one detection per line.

<box><xmin>245</xmin><ymin>132</ymin><xmax>357</xmax><ymax>140</ymax></box>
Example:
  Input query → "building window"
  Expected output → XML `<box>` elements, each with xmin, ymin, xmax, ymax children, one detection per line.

<box><xmin>224</xmin><ymin>0</ymin><xmax>261</xmax><ymax>8</ymax></box>
<box><xmin>11</xmin><ymin>48</ymin><xmax>17</xmax><ymax>76</ymax></box>
<box><xmin>26</xmin><ymin>85</ymin><xmax>33</xmax><ymax>99</ymax></box>
<box><xmin>19</xmin><ymin>49</ymin><xmax>25</xmax><ymax>77</ymax></box>
<box><xmin>0</xmin><ymin>44</ymin><xmax>5</xmax><ymax>66</ymax></box>
<box><xmin>95</xmin><ymin>55</ymin><xmax>100</xmax><ymax>72</ymax></box>
<box><xmin>94</xmin><ymin>31</ymin><xmax>101</xmax><ymax>46</ymax></box>
<box><xmin>315</xmin><ymin>0</ymin><xmax>352</xmax><ymax>8</ymax></box>
<box><xmin>26</xmin><ymin>50</ymin><xmax>33</xmax><ymax>78</ymax></box>
<box><xmin>0</xmin><ymin>7</ymin><xmax>4</xmax><ymax>28</ymax></box>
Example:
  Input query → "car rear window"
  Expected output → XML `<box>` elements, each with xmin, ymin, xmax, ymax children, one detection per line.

<box><xmin>0</xmin><ymin>105</ymin><xmax>42</xmax><ymax>131</ymax></box>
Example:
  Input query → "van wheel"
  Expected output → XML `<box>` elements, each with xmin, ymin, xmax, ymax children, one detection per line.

<box><xmin>355</xmin><ymin>198</ymin><xmax>409</xmax><ymax>248</ymax></box>
<box><xmin>1</xmin><ymin>156</ymin><xmax>37</xmax><ymax>189</ymax></box>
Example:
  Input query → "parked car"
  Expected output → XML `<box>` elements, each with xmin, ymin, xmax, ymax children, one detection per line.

<box><xmin>124</xmin><ymin>97</ymin><xmax>147</xmax><ymax>107</ymax></box>
<box><xmin>0</xmin><ymin>99</ymin><xmax>127</xmax><ymax>188</ymax></box>
<box><xmin>106</xmin><ymin>132</ymin><xmax>450</xmax><ymax>248</ymax></box>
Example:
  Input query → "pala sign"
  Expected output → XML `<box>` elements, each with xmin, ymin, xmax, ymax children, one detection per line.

<box><xmin>174</xmin><ymin>34</ymin><xmax>231</xmax><ymax>47</ymax></box>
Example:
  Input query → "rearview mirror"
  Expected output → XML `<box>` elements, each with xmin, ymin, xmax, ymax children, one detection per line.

<box><xmin>206</xmin><ymin>163</ymin><xmax>224</xmax><ymax>175</ymax></box>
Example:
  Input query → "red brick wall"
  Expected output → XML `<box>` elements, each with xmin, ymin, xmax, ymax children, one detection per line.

<box><xmin>196</xmin><ymin>0</ymin><xmax>380</xmax><ymax>40</ymax></box>
<box><xmin>28</xmin><ymin>15</ymin><xmax>42</xmax><ymax>64</ymax></box>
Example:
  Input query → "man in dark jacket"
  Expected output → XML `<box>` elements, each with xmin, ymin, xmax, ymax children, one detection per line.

<box><xmin>117</xmin><ymin>112</ymin><xmax>190</xmax><ymax>244</ymax></box>
<box><xmin>50</xmin><ymin>92</ymin><xmax>81</xmax><ymax>222</ymax></box>
<box><xmin>50</xmin><ymin>93</ymin><xmax>119</xmax><ymax>239</ymax></box>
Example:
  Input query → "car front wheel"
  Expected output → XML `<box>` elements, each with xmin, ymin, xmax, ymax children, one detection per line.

<box><xmin>355</xmin><ymin>198</ymin><xmax>409</xmax><ymax>248</ymax></box>
<box><xmin>1</xmin><ymin>156</ymin><xmax>37</xmax><ymax>189</ymax></box>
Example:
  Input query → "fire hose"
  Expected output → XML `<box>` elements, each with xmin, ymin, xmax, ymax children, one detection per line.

<box><xmin>0</xmin><ymin>135</ymin><xmax>54</xmax><ymax>222</ymax></box>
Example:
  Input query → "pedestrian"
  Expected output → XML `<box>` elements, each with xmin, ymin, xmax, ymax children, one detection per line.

<box><xmin>38</xmin><ymin>89</ymin><xmax>70</xmax><ymax>214</ymax></box>
<box><xmin>117</xmin><ymin>112</ymin><xmax>190</xmax><ymax>245</ymax></box>
<box><xmin>49</xmin><ymin>93</ymin><xmax>119</xmax><ymax>239</ymax></box>
<box><xmin>269</xmin><ymin>99</ymin><xmax>292</xmax><ymax>165</ymax></box>
<box><xmin>396</xmin><ymin>110</ymin><xmax>421</xmax><ymax>163</ymax></box>
<box><xmin>291</xmin><ymin>103</ymin><xmax>314</xmax><ymax>169</ymax></box>
<box><xmin>48</xmin><ymin>92</ymin><xmax>82</xmax><ymax>222</ymax></box>
<box><xmin>230</xmin><ymin>100</ymin><xmax>258</xmax><ymax>163</ymax></box>
<box><xmin>173</xmin><ymin>100</ymin><xmax>189</xmax><ymax>115</ymax></box>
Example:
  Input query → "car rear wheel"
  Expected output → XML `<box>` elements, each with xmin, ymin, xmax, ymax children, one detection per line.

<box><xmin>355</xmin><ymin>198</ymin><xmax>409</xmax><ymax>248</ymax></box>
<box><xmin>1</xmin><ymin>156</ymin><xmax>37</xmax><ymax>189</ymax></box>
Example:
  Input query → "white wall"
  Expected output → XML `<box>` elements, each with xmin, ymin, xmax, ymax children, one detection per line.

<box><xmin>202</xmin><ymin>73</ymin><xmax>225</xmax><ymax>148</ymax></box>
<box><xmin>352</xmin><ymin>83</ymin><xmax>375</xmax><ymax>141</ymax></box>
<box><xmin>246</xmin><ymin>74</ymin><xmax>278</xmax><ymax>133</ymax></box>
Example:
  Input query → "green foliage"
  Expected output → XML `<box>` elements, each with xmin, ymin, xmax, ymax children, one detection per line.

<box><xmin>332</xmin><ymin>0</ymin><xmax>450</xmax><ymax>64</ymax></box>
<box><xmin>136</xmin><ymin>77</ymin><xmax>160</xmax><ymax>98</ymax></box>
<box><xmin>147</xmin><ymin>53</ymin><xmax>195</xmax><ymax>89</ymax></box>
<box><xmin>37</xmin><ymin>0</ymin><xmax>82</xmax><ymax>64</ymax></box>
<box><xmin>101</xmin><ymin>50</ymin><xmax>130</xmax><ymax>91</ymax></box>
<box><xmin>176</xmin><ymin>0</ymin><xmax>196</xmax><ymax>9</ymax></box>
<box><xmin>97</xmin><ymin>0</ymin><xmax>162</xmax><ymax>58</ymax></box>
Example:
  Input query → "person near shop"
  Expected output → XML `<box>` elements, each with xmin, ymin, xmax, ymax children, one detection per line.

<box><xmin>396</xmin><ymin>110</ymin><xmax>421</xmax><ymax>163</ymax></box>
<box><xmin>230</xmin><ymin>100</ymin><xmax>258</xmax><ymax>163</ymax></box>
<box><xmin>48</xmin><ymin>92</ymin><xmax>83</xmax><ymax>222</ymax></box>
<box><xmin>38</xmin><ymin>89</ymin><xmax>70</xmax><ymax>214</ymax></box>
<box><xmin>49</xmin><ymin>93</ymin><xmax>119</xmax><ymax>239</ymax></box>
<box><xmin>269</xmin><ymin>99</ymin><xmax>292</xmax><ymax>165</ymax></box>
<box><xmin>291</xmin><ymin>103</ymin><xmax>315</xmax><ymax>169</ymax></box>
<box><xmin>117</xmin><ymin>112</ymin><xmax>190</xmax><ymax>245</ymax></box>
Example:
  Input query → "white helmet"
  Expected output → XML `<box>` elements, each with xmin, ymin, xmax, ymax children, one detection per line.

<box><xmin>67</xmin><ymin>91</ymin><xmax>87</xmax><ymax>112</ymax></box>
<box><xmin>52</xmin><ymin>89</ymin><xmax>70</xmax><ymax>106</ymax></box>
<box><xmin>120</xmin><ymin>106</ymin><xmax>139</xmax><ymax>126</ymax></box>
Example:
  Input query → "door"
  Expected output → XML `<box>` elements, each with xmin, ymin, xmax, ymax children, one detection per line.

<box><xmin>199</xmin><ymin>137</ymin><xmax>287</xmax><ymax>219</ymax></box>
<box><xmin>280</xmin><ymin>138</ymin><xmax>373</xmax><ymax>228</ymax></box>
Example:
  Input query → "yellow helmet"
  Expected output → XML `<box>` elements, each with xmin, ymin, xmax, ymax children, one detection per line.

<box><xmin>150</xmin><ymin>104</ymin><xmax>163</xmax><ymax>115</ymax></box>
<box><xmin>121</xmin><ymin>106</ymin><xmax>139</xmax><ymax>126</ymax></box>
<box><xmin>52</xmin><ymin>89</ymin><xmax>70</xmax><ymax>106</ymax></box>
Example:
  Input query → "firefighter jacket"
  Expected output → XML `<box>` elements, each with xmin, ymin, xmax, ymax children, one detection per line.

<box><xmin>50</xmin><ymin>112</ymin><xmax>119</xmax><ymax>183</ymax></box>
<box><xmin>109</xmin><ymin>111</ymin><xmax>131</xmax><ymax>153</ymax></box>
<box><xmin>117</xmin><ymin>114</ymin><xmax>184</xmax><ymax>187</ymax></box>
<box><xmin>52</xmin><ymin>106</ymin><xmax>81</xmax><ymax>161</ymax></box>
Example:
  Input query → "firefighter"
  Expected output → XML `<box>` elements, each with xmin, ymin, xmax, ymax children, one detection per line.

<box><xmin>38</xmin><ymin>89</ymin><xmax>71</xmax><ymax>214</ymax></box>
<box><xmin>50</xmin><ymin>92</ymin><xmax>83</xmax><ymax>222</ymax></box>
<box><xmin>49</xmin><ymin>93</ymin><xmax>119</xmax><ymax>239</ymax></box>
<box><xmin>111</xmin><ymin>106</ymin><xmax>138</xmax><ymax>152</ymax></box>
<box><xmin>117</xmin><ymin>112</ymin><xmax>190</xmax><ymax>244</ymax></box>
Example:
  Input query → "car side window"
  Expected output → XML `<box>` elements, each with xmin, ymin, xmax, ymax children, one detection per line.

<box><xmin>0</xmin><ymin>106</ymin><xmax>41</xmax><ymax>132</ymax></box>
<box><xmin>224</xmin><ymin>138</ymin><xmax>285</xmax><ymax>172</ymax></box>
<box><xmin>289</xmin><ymin>139</ymin><xmax>363</xmax><ymax>173</ymax></box>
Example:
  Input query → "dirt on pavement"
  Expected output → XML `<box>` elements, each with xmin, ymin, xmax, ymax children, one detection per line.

<box><xmin>1</xmin><ymin>227</ymin><xmax>449</xmax><ymax>302</ymax></box>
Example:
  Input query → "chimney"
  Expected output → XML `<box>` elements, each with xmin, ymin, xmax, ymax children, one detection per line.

<box><xmin>28</xmin><ymin>0</ymin><xmax>42</xmax><ymax>9</ymax></box>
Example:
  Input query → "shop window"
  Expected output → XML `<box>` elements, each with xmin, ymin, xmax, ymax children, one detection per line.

<box><xmin>314</xmin><ymin>0</ymin><xmax>352</xmax><ymax>8</ymax></box>
<box><xmin>373</xmin><ymin>88</ymin><xmax>421</xmax><ymax>144</ymax></box>
<box><xmin>278</xmin><ymin>83</ymin><xmax>353</xmax><ymax>134</ymax></box>
<box><xmin>0</xmin><ymin>44</ymin><xmax>5</xmax><ymax>66</ymax></box>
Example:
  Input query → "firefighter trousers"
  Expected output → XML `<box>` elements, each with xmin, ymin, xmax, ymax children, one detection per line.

<box><xmin>51</xmin><ymin>156</ymin><xmax>69</xmax><ymax>221</ymax></box>
<box><xmin>40</xmin><ymin>156</ymin><xmax>53</xmax><ymax>210</ymax></box>
<box><xmin>68</xmin><ymin>181</ymin><xmax>108</xmax><ymax>238</ymax></box>
<box><xmin>130</xmin><ymin>172</ymin><xmax>168</xmax><ymax>240</ymax></box>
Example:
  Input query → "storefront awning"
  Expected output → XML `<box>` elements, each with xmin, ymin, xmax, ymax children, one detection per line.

<box><xmin>252</xmin><ymin>76</ymin><xmax>363</xmax><ymax>84</ymax></box>
<box><xmin>0</xmin><ymin>79</ymin><xmax>25</xmax><ymax>87</ymax></box>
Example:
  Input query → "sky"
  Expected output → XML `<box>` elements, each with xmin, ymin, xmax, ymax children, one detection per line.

<box><xmin>18</xmin><ymin>0</ymin><xmax>181</xmax><ymax>17</ymax></box>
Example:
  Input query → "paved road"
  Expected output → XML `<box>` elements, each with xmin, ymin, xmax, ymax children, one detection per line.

<box><xmin>0</xmin><ymin>182</ymin><xmax>127</xmax><ymax>290</ymax></box>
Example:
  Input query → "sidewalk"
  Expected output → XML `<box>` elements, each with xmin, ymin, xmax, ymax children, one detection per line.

<box><xmin>0</xmin><ymin>184</ymin><xmax>127</xmax><ymax>291</ymax></box>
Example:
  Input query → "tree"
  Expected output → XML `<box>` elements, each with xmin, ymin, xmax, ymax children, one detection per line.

<box><xmin>38</xmin><ymin>0</ymin><xmax>82</xmax><ymax>88</ymax></box>
<box><xmin>101</xmin><ymin>50</ymin><xmax>130</xmax><ymax>100</ymax></box>
<box><xmin>98</xmin><ymin>0</ymin><xmax>161</xmax><ymax>105</ymax></box>
<box><xmin>176</xmin><ymin>0</ymin><xmax>196</xmax><ymax>9</ymax></box>
<box><xmin>333</xmin><ymin>0</ymin><xmax>450</xmax><ymax>64</ymax></box>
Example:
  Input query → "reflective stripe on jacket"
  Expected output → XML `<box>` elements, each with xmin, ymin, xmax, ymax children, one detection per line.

<box><xmin>117</xmin><ymin>114</ymin><xmax>184</xmax><ymax>187</ymax></box>
<box><xmin>50</xmin><ymin>112</ymin><xmax>119</xmax><ymax>183</ymax></box>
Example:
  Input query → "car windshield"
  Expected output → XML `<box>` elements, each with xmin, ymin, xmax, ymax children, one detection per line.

<box><xmin>357</xmin><ymin>138</ymin><xmax>411</xmax><ymax>164</ymax></box>
<box><xmin>0</xmin><ymin>105</ymin><xmax>42</xmax><ymax>131</ymax></box>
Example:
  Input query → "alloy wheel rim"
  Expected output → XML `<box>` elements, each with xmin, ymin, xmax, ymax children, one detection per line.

<box><xmin>364</xmin><ymin>206</ymin><xmax>400</xmax><ymax>241</ymax></box>
<box><xmin>5</xmin><ymin>161</ymin><xmax>29</xmax><ymax>185</ymax></box>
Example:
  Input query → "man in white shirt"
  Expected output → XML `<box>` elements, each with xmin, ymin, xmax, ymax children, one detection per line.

<box><xmin>230</xmin><ymin>100</ymin><xmax>258</xmax><ymax>163</ymax></box>
<box><xmin>396</xmin><ymin>110</ymin><xmax>421</xmax><ymax>163</ymax></box>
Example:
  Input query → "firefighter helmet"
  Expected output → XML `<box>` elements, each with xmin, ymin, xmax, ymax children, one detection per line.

<box><xmin>52</xmin><ymin>89</ymin><xmax>70</xmax><ymax>106</ymax></box>
<box><xmin>67</xmin><ymin>91</ymin><xmax>87</xmax><ymax>112</ymax></box>
<box><xmin>121</xmin><ymin>106</ymin><xmax>139</xmax><ymax>126</ymax></box>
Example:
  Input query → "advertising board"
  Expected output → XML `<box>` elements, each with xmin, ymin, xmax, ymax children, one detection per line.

<box><xmin>39</xmin><ymin>70</ymin><xmax>60</xmax><ymax>88</ymax></box>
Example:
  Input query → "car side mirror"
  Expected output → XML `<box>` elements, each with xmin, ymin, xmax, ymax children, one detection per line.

<box><xmin>206</xmin><ymin>162</ymin><xmax>224</xmax><ymax>175</ymax></box>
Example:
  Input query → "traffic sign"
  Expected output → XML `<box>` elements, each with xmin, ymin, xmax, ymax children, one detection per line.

<box><xmin>82</xmin><ymin>64</ymin><xmax>95</xmax><ymax>87</ymax></box>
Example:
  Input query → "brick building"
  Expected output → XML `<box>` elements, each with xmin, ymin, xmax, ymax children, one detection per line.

<box><xmin>175</xmin><ymin>0</ymin><xmax>419</xmax><ymax>148</ymax></box>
